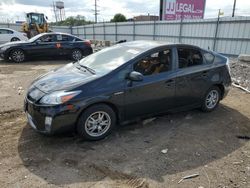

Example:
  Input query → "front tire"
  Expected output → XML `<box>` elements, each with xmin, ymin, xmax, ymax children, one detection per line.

<box><xmin>11</xmin><ymin>37</ymin><xmax>20</xmax><ymax>42</ymax></box>
<box><xmin>201</xmin><ymin>86</ymin><xmax>221</xmax><ymax>112</ymax></box>
<box><xmin>71</xmin><ymin>49</ymin><xmax>83</xmax><ymax>61</ymax></box>
<box><xmin>10</xmin><ymin>49</ymin><xmax>25</xmax><ymax>63</ymax></box>
<box><xmin>77</xmin><ymin>104</ymin><xmax>116</xmax><ymax>140</ymax></box>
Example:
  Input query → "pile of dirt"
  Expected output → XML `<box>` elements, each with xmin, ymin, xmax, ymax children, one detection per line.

<box><xmin>229</xmin><ymin>58</ymin><xmax>250</xmax><ymax>91</ymax></box>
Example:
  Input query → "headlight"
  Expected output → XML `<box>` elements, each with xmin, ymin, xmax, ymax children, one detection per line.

<box><xmin>40</xmin><ymin>90</ymin><xmax>81</xmax><ymax>105</ymax></box>
<box><xmin>0</xmin><ymin>46</ymin><xmax>10</xmax><ymax>51</ymax></box>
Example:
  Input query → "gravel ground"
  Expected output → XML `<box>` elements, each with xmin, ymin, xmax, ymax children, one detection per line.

<box><xmin>0</xmin><ymin>57</ymin><xmax>250</xmax><ymax>188</ymax></box>
<box><xmin>229</xmin><ymin>58</ymin><xmax>250</xmax><ymax>91</ymax></box>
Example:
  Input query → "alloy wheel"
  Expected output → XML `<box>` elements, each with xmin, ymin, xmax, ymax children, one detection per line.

<box><xmin>84</xmin><ymin>111</ymin><xmax>111</xmax><ymax>137</ymax></box>
<box><xmin>205</xmin><ymin>90</ymin><xmax>219</xmax><ymax>109</ymax></box>
<box><xmin>72</xmin><ymin>50</ymin><xmax>82</xmax><ymax>60</ymax></box>
<box><xmin>11</xmin><ymin>50</ymin><xmax>25</xmax><ymax>63</ymax></box>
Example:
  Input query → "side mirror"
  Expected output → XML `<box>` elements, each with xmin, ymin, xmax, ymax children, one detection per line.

<box><xmin>127</xmin><ymin>71</ymin><xmax>143</xmax><ymax>82</ymax></box>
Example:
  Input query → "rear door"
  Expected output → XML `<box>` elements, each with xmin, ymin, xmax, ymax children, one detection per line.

<box><xmin>175</xmin><ymin>46</ymin><xmax>214</xmax><ymax>107</ymax></box>
<box><xmin>124</xmin><ymin>47</ymin><xmax>177</xmax><ymax>120</ymax></box>
<box><xmin>54</xmin><ymin>34</ymin><xmax>74</xmax><ymax>56</ymax></box>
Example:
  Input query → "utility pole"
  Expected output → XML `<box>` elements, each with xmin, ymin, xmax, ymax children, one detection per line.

<box><xmin>232</xmin><ymin>0</ymin><xmax>236</xmax><ymax>17</ymax></box>
<box><xmin>94</xmin><ymin>0</ymin><xmax>99</xmax><ymax>23</ymax></box>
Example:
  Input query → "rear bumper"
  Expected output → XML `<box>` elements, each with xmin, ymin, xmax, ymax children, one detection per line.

<box><xmin>223</xmin><ymin>84</ymin><xmax>231</xmax><ymax>99</ymax></box>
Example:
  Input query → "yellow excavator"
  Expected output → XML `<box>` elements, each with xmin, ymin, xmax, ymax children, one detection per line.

<box><xmin>21</xmin><ymin>12</ymin><xmax>49</xmax><ymax>38</ymax></box>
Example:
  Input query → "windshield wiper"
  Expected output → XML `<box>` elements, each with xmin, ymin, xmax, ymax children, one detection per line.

<box><xmin>75</xmin><ymin>61</ymin><xmax>96</xmax><ymax>75</ymax></box>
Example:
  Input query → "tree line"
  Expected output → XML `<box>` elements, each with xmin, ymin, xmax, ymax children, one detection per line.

<box><xmin>51</xmin><ymin>14</ymin><xmax>127</xmax><ymax>26</ymax></box>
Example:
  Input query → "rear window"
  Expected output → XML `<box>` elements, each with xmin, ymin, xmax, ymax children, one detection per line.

<box><xmin>203</xmin><ymin>52</ymin><xmax>215</xmax><ymax>64</ymax></box>
<box><xmin>74</xmin><ymin>37</ymin><xmax>82</xmax><ymax>41</ymax></box>
<box><xmin>177</xmin><ymin>47</ymin><xmax>203</xmax><ymax>68</ymax></box>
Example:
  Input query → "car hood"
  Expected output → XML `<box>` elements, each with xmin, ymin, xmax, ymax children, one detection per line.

<box><xmin>0</xmin><ymin>41</ymin><xmax>29</xmax><ymax>48</ymax></box>
<box><xmin>32</xmin><ymin>63</ymin><xmax>99</xmax><ymax>93</ymax></box>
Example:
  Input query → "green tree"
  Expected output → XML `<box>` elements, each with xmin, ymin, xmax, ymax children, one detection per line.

<box><xmin>110</xmin><ymin>13</ymin><xmax>127</xmax><ymax>22</ymax></box>
<box><xmin>51</xmin><ymin>15</ymin><xmax>93</xmax><ymax>26</ymax></box>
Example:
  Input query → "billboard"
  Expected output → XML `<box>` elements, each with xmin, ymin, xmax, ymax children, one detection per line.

<box><xmin>161</xmin><ymin>0</ymin><xmax>206</xmax><ymax>20</ymax></box>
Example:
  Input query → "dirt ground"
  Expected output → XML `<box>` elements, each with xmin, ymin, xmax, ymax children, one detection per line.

<box><xmin>0</xmin><ymin>59</ymin><xmax>250</xmax><ymax>188</ymax></box>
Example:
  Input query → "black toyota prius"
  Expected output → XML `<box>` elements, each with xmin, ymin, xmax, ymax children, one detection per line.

<box><xmin>24</xmin><ymin>40</ymin><xmax>231</xmax><ymax>140</ymax></box>
<box><xmin>0</xmin><ymin>32</ymin><xmax>93</xmax><ymax>62</ymax></box>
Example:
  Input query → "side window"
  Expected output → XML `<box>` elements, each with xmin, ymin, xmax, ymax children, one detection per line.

<box><xmin>39</xmin><ymin>35</ymin><xmax>55</xmax><ymax>42</ymax></box>
<box><xmin>178</xmin><ymin>48</ymin><xmax>203</xmax><ymax>68</ymax></box>
<box><xmin>7</xmin><ymin>30</ymin><xmax>13</xmax><ymax>34</ymax></box>
<box><xmin>0</xmin><ymin>29</ymin><xmax>12</xmax><ymax>34</ymax></box>
<box><xmin>134</xmin><ymin>49</ymin><xmax>172</xmax><ymax>76</ymax></box>
<box><xmin>56</xmin><ymin>35</ymin><xmax>72</xmax><ymax>41</ymax></box>
<box><xmin>203</xmin><ymin>52</ymin><xmax>215</xmax><ymax>64</ymax></box>
<box><xmin>74</xmin><ymin>37</ymin><xmax>82</xmax><ymax>41</ymax></box>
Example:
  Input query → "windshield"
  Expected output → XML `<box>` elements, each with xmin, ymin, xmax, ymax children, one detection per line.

<box><xmin>79</xmin><ymin>45</ymin><xmax>141</xmax><ymax>75</ymax></box>
<box><xmin>28</xmin><ymin>33</ymin><xmax>44</xmax><ymax>42</ymax></box>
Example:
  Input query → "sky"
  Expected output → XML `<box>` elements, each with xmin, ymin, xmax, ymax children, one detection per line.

<box><xmin>0</xmin><ymin>0</ymin><xmax>250</xmax><ymax>23</ymax></box>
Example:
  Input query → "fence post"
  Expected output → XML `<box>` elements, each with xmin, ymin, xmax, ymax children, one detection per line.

<box><xmin>93</xmin><ymin>24</ymin><xmax>95</xmax><ymax>40</ymax></box>
<box><xmin>76</xmin><ymin>26</ymin><xmax>79</xmax><ymax>37</ymax></box>
<box><xmin>84</xmin><ymin>25</ymin><xmax>86</xmax><ymax>39</ymax></box>
<box><xmin>133</xmin><ymin>21</ymin><xmax>135</xmax><ymax>41</ymax></box>
<box><xmin>70</xmin><ymin>26</ymin><xmax>73</xmax><ymax>35</ymax></box>
<box><xmin>153</xmin><ymin>20</ymin><xmax>156</xmax><ymax>40</ymax></box>
<box><xmin>103</xmin><ymin>22</ymin><xmax>106</xmax><ymax>41</ymax></box>
<box><xmin>213</xmin><ymin>11</ymin><xmax>221</xmax><ymax>51</ymax></box>
<box><xmin>179</xmin><ymin>17</ymin><xmax>183</xmax><ymax>43</ymax></box>
<box><xmin>115</xmin><ymin>22</ymin><xmax>118</xmax><ymax>41</ymax></box>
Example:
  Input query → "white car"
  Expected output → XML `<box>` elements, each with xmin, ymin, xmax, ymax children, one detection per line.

<box><xmin>0</xmin><ymin>28</ymin><xmax>28</xmax><ymax>44</ymax></box>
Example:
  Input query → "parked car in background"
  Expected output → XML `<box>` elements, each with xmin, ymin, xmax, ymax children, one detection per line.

<box><xmin>0</xmin><ymin>32</ymin><xmax>93</xmax><ymax>62</ymax></box>
<box><xmin>0</xmin><ymin>28</ymin><xmax>28</xmax><ymax>44</ymax></box>
<box><xmin>24</xmin><ymin>41</ymin><xmax>231</xmax><ymax>140</ymax></box>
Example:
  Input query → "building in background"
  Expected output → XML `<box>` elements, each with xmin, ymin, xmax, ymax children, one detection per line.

<box><xmin>133</xmin><ymin>15</ymin><xmax>159</xmax><ymax>21</ymax></box>
<box><xmin>160</xmin><ymin>0</ymin><xmax>206</xmax><ymax>20</ymax></box>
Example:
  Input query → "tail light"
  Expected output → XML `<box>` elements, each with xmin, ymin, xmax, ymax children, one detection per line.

<box><xmin>84</xmin><ymin>40</ymin><xmax>91</xmax><ymax>46</ymax></box>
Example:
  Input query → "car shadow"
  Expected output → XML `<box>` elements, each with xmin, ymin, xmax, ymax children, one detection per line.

<box><xmin>17</xmin><ymin>104</ymin><xmax>250</xmax><ymax>185</ymax></box>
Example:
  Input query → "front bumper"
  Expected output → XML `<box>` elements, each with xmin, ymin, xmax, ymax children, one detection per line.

<box><xmin>24</xmin><ymin>98</ymin><xmax>81</xmax><ymax>134</ymax></box>
<box><xmin>0</xmin><ymin>50</ymin><xmax>6</xmax><ymax>59</ymax></box>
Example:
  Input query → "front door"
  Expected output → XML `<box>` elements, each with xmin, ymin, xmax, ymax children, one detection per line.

<box><xmin>124</xmin><ymin>48</ymin><xmax>176</xmax><ymax>120</ymax></box>
<box><xmin>27</xmin><ymin>34</ymin><xmax>59</xmax><ymax>57</ymax></box>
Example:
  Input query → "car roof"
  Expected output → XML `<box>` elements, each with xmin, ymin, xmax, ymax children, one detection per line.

<box><xmin>0</xmin><ymin>28</ymin><xmax>15</xmax><ymax>31</ymax></box>
<box><xmin>117</xmin><ymin>40</ymin><xmax>174</xmax><ymax>51</ymax></box>
<box><xmin>39</xmin><ymin>32</ymin><xmax>83</xmax><ymax>40</ymax></box>
<box><xmin>42</xmin><ymin>32</ymin><xmax>75</xmax><ymax>37</ymax></box>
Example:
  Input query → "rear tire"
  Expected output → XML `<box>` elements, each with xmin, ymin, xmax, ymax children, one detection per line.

<box><xmin>11</xmin><ymin>37</ymin><xmax>20</xmax><ymax>42</ymax></box>
<box><xmin>83</xmin><ymin>48</ymin><xmax>93</xmax><ymax>56</ymax></box>
<box><xmin>10</xmin><ymin>49</ymin><xmax>25</xmax><ymax>63</ymax></box>
<box><xmin>77</xmin><ymin>104</ymin><xmax>116</xmax><ymax>140</ymax></box>
<box><xmin>201</xmin><ymin>86</ymin><xmax>221</xmax><ymax>112</ymax></box>
<box><xmin>71</xmin><ymin>49</ymin><xmax>83</xmax><ymax>61</ymax></box>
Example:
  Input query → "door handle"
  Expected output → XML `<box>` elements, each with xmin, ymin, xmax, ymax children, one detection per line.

<box><xmin>202</xmin><ymin>71</ymin><xmax>208</xmax><ymax>77</ymax></box>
